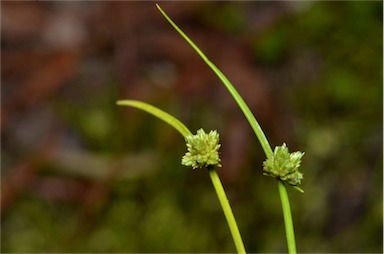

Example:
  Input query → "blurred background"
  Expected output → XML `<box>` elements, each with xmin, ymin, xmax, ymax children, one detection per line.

<box><xmin>1</xmin><ymin>1</ymin><xmax>382</xmax><ymax>253</ymax></box>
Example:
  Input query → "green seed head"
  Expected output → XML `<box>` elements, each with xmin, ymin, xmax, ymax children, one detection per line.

<box><xmin>181</xmin><ymin>128</ymin><xmax>222</xmax><ymax>169</ymax></box>
<box><xmin>263</xmin><ymin>143</ymin><xmax>304</xmax><ymax>186</ymax></box>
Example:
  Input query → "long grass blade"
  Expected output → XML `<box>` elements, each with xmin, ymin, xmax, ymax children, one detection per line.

<box><xmin>117</xmin><ymin>100</ymin><xmax>192</xmax><ymax>138</ymax></box>
<box><xmin>156</xmin><ymin>3</ymin><xmax>273</xmax><ymax>159</ymax></box>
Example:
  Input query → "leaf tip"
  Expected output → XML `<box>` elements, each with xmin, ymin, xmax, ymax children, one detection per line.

<box><xmin>293</xmin><ymin>186</ymin><xmax>304</xmax><ymax>193</ymax></box>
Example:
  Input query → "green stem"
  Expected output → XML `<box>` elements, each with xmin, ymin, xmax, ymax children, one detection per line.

<box><xmin>117</xmin><ymin>100</ymin><xmax>192</xmax><ymax>137</ymax></box>
<box><xmin>156</xmin><ymin>3</ymin><xmax>272</xmax><ymax>159</ymax></box>
<box><xmin>156</xmin><ymin>4</ymin><xmax>299</xmax><ymax>253</ymax></box>
<box><xmin>208</xmin><ymin>167</ymin><xmax>246</xmax><ymax>254</ymax></box>
<box><xmin>278</xmin><ymin>180</ymin><xmax>297</xmax><ymax>254</ymax></box>
<box><xmin>118</xmin><ymin>100</ymin><xmax>246</xmax><ymax>253</ymax></box>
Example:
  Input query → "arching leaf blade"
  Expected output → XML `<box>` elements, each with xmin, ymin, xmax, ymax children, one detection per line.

<box><xmin>117</xmin><ymin>100</ymin><xmax>192</xmax><ymax>138</ymax></box>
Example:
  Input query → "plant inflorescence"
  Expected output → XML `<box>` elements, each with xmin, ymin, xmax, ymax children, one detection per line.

<box><xmin>263</xmin><ymin>143</ymin><xmax>304</xmax><ymax>186</ymax></box>
<box><xmin>182</xmin><ymin>128</ymin><xmax>222</xmax><ymax>169</ymax></box>
<box><xmin>117</xmin><ymin>4</ymin><xmax>305</xmax><ymax>254</ymax></box>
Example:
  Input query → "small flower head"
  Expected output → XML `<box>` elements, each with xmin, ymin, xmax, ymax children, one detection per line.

<box><xmin>263</xmin><ymin>143</ymin><xmax>304</xmax><ymax>186</ymax></box>
<box><xmin>181</xmin><ymin>128</ymin><xmax>222</xmax><ymax>169</ymax></box>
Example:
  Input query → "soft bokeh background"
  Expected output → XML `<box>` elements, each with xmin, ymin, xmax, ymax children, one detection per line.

<box><xmin>1</xmin><ymin>1</ymin><xmax>382</xmax><ymax>253</ymax></box>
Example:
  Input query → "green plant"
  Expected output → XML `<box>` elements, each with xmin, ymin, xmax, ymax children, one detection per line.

<box><xmin>116</xmin><ymin>100</ymin><xmax>246</xmax><ymax>253</ymax></box>
<box><xmin>155</xmin><ymin>4</ymin><xmax>304</xmax><ymax>253</ymax></box>
<box><xmin>117</xmin><ymin>4</ymin><xmax>305</xmax><ymax>253</ymax></box>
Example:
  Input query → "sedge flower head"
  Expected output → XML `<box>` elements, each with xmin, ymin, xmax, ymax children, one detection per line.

<box><xmin>263</xmin><ymin>143</ymin><xmax>304</xmax><ymax>186</ymax></box>
<box><xmin>181</xmin><ymin>128</ymin><xmax>222</xmax><ymax>169</ymax></box>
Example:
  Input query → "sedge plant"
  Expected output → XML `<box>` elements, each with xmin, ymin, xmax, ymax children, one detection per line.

<box><xmin>116</xmin><ymin>100</ymin><xmax>246</xmax><ymax>253</ymax></box>
<box><xmin>155</xmin><ymin>4</ymin><xmax>304</xmax><ymax>254</ymax></box>
<box><xmin>117</xmin><ymin>4</ymin><xmax>305</xmax><ymax>253</ymax></box>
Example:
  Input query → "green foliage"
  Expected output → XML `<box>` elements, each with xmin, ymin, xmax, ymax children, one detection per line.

<box><xmin>2</xmin><ymin>1</ymin><xmax>381</xmax><ymax>253</ymax></box>
<box><xmin>156</xmin><ymin>3</ymin><xmax>273</xmax><ymax>160</ymax></box>
<box><xmin>116</xmin><ymin>100</ymin><xmax>192</xmax><ymax>138</ymax></box>
<box><xmin>156</xmin><ymin>4</ymin><xmax>305</xmax><ymax>253</ymax></box>
<box><xmin>117</xmin><ymin>99</ymin><xmax>245</xmax><ymax>253</ymax></box>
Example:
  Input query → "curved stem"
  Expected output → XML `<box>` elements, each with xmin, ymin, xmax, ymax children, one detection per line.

<box><xmin>118</xmin><ymin>100</ymin><xmax>246</xmax><ymax>252</ymax></box>
<box><xmin>156</xmin><ymin>3</ymin><xmax>272</xmax><ymax>159</ymax></box>
<box><xmin>278</xmin><ymin>180</ymin><xmax>297</xmax><ymax>254</ymax></box>
<box><xmin>208</xmin><ymin>167</ymin><xmax>246</xmax><ymax>254</ymax></box>
<box><xmin>156</xmin><ymin>4</ymin><xmax>299</xmax><ymax>253</ymax></box>
<box><xmin>117</xmin><ymin>100</ymin><xmax>192</xmax><ymax>137</ymax></box>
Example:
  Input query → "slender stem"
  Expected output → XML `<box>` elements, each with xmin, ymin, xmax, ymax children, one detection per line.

<box><xmin>156</xmin><ymin>4</ymin><xmax>299</xmax><ymax>253</ymax></box>
<box><xmin>117</xmin><ymin>100</ymin><xmax>192</xmax><ymax>137</ymax></box>
<box><xmin>278</xmin><ymin>180</ymin><xmax>297</xmax><ymax>254</ymax></box>
<box><xmin>156</xmin><ymin>3</ymin><xmax>272</xmax><ymax>159</ymax></box>
<box><xmin>208</xmin><ymin>167</ymin><xmax>246</xmax><ymax>254</ymax></box>
<box><xmin>118</xmin><ymin>99</ymin><xmax>246</xmax><ymax>252</ymax></box>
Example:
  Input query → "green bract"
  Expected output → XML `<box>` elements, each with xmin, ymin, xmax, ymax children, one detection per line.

<box><xmin>263</xmin><ymin>143</ymin><xmax>304</xmax><ymax>186</ymax></box>
<box><xmin>182</xmin><ymin>128</ymin><xmax>222</xmax><ymax>169</ymax></box>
